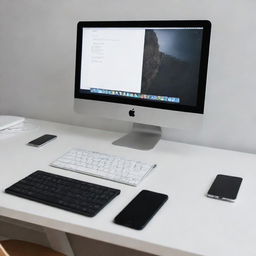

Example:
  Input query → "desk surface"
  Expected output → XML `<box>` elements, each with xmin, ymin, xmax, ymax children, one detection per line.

<box><xmin>1</xmin><ymin>119</ymin><xmax>256</xmax><ymax>256</ymax></box>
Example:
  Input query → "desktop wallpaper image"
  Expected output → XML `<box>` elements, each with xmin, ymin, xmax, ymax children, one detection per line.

<box><xmin>141</xmin><ymin>29</ymin><xmax>203</xmax><ymax>106</ymax></box>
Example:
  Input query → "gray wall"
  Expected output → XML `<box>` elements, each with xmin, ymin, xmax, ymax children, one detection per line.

<box><xmin>1</xmin><ymin>0</ymin><xmax>256</xmax><ymax>153</ymax></box>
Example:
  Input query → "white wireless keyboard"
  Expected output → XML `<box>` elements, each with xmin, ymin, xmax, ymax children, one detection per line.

<box><xmin>50</xmin><ymin>148</ymin><xmax>156</xmax><ymax>186</ymax></box>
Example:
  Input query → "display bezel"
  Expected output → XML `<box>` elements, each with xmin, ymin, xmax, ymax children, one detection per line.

<box><xmin>74</xmin><ymin>20</ymin><xmax>211</xmax><ymax>114</ymax></box>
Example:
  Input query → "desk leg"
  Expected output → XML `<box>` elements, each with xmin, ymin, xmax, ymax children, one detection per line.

<box><xmin>44</xmin><ymin>228</ymin><xmax>75</xmax><ymax>256</ymax></box>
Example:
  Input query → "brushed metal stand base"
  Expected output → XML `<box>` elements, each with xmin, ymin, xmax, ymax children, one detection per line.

<box><xmin>112</xmin><ymin>123</ymin><xmax>161</xmax><ymax>151</ymax></box>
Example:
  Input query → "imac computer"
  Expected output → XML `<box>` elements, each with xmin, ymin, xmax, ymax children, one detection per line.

<box><xmin>74</xmin><ymin>20</ymin><xmax>211</xmax><ymax>150</ymax></box>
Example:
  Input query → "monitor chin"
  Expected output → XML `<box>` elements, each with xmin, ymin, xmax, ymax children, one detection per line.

<box><xmin>74</xmin><ymin>98</ymin><xmax>204</xmax><ymax>150</ymax></box>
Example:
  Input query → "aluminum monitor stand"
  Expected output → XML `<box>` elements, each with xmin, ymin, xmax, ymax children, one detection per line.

<box><xmin>112</xmin><ymin>123</ymin><xmax>162</xmax><ymax>150</ymax></box>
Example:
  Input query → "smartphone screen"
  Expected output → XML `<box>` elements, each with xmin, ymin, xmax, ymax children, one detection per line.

<box><xmin>27</xmin><ymin>134</ymin><xmax>57</xmax><ymax>147</ymax></box>
<box><xmin>207</xmin><ymin>174</ymin><xmax>242</xmax><ymax>201</ymax></box>
<box><xmin>114</xmin><ymin>190</ymin><xmax>168</xmax><ymax>230</ymax></box>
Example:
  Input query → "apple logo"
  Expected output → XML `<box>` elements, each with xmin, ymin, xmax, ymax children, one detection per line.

<box><xmin>129</xmin><ymin>108</ymin><xmax>135</xmax><ymax>117</ymax></box>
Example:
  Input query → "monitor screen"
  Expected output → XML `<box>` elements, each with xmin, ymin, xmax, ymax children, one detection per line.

<box><xmin>75</xmin><ymin>21</ymin><xmax>211</xmax><ymax>114</ymax></box>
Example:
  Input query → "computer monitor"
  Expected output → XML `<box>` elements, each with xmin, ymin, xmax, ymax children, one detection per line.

<box><xmin>74</xmin><ymin>20</ymin><xmax>211</xmax><ymax>150</ymax></box>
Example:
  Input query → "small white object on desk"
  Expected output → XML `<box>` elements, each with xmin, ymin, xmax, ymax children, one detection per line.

<box><xmin>0</xmin><ymin>115</ymin><xmax>24</xmax><ymax>130</ymax></box>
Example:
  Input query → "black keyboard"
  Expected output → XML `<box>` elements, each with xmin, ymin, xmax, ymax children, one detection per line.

<box><xmin>5</xmin><ymin>170</ymin><xmax>121</xmax><ymax>217</ymax></box>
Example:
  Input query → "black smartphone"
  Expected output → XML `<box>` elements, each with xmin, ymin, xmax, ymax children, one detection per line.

<box><xmin>27</xmin><ymin>134</ymin><xmax>57</xmax><ymax>147</ymax></box>
<box><xmin>114</xmin><ymin>190</ymin><xmax>168</xmax><ymax>230</ymax></box>
<box><xmin>207</xmin><ymin>174</ymin><xmax>243</xmax><ymax>202</ymax></box>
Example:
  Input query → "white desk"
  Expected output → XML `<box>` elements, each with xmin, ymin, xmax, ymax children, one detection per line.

<box><xmin>1</xmin><ymin>119</ymin><xmax>256</xmax><ymax>256</ymax></box>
